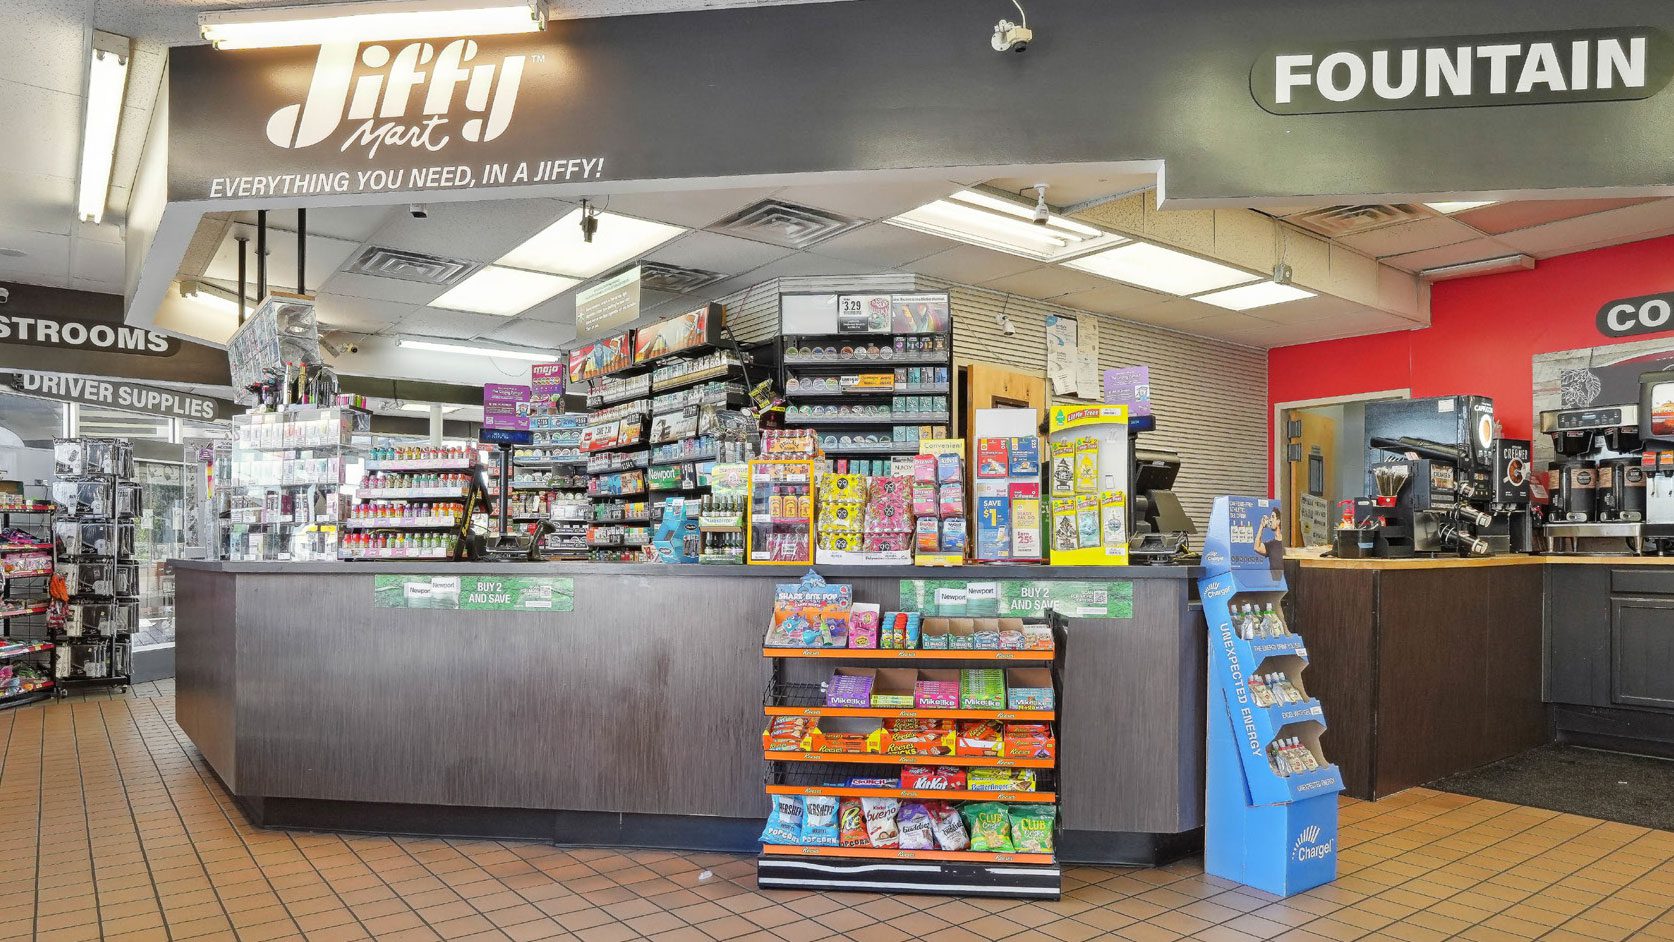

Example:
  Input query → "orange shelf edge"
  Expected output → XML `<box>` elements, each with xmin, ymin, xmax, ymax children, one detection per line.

<box><xmin>764</xmin><ymin>784</ymin><xmax>1055</xmax><ymax>803</ymax></box>
<box><xmin>764</xmin><ymin>751</ymin><xmax>1053</xmax><ymax>768</ymax></box>
<box><xmin>760</xmin><ymin>845</ymin><xmax>1054</xmax><ymax>865</ymax></box>
<box><xmin>761</xmin><ymin>647</ymin><xmax>1055</xmax><ymax>661</ymax></box>
<box><xmin>765</xmin><ymin>705</ymin><xmax>1054</xmax><ymax>721</ymax></box>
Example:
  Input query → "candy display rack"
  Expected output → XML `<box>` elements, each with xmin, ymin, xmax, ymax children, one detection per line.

<box><xmin>0</xmin><ymin>488</ymin><xmax>55</xmax><ymax>708</ymax></box>
<box><xmin>49</xmin><ymin>438</ymin><xmax>138</xmax><ymax>693</ymax></box>
<box><xmin>756</xmin><ymin>602</ymin><xmax>1066</xmax><ymax>898</ymax></box>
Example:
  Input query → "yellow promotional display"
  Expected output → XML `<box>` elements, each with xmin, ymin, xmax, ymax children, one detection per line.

<box><xmin>1045</xmin><ymin>405</ymin><xmax>1131</xmax><ymax>566</ymax></box>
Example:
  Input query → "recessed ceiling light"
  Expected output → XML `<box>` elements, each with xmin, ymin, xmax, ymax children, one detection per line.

<box><xmin>397</xmin><ymin>338</ymin><xmax>551</xmax><ymax>362</ymax></box>
<box><xmin>0</xmin><ymin>248</ymin><xmax>26</xmax><ymax>258</ymax></box>
<box><xmin>1064</xmin><ymin>243</ymin><xmax>1261</xmax><ymax>296</ymax></box>
<box><xmin>886</xmin><ymin>190</ymin><xmax>1127</xmax><ymax>262</ymax></box>
<box><xmin>198</xmin><ymin>0</ymin><xmax>548</xmax><ymax>50</ymax></box>
<box><xmin>1426</xmin><ymin>201</ymin><xmax>1497</xmax><ymax>215</ymax></box>
<box><xmin>498</xmin><ymin>209</ymin><xmax>686</xmax><ymax>279</ymax></box>
<box><xmin>429</xmin><ymin>266</ymin><xmax>578</xmax><ymax>316</ymax></box>
<box><xmin>78</xmin><ymin>33</ymin><xmax>130</xmax><ymax>225</ymax></box>
<box><xmin>1195</xmin><ymin>281</ymin><xmax>1316</xmax><ymax>311</ymax></box>
<box><xmin>398</xmin><ymin>403</ymin><xmax>462</xmax><ymax>414</ymax></box>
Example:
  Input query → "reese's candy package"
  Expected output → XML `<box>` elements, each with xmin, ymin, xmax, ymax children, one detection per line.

<box><xmin>838</xmin><ymin>798</ymin><xmax>869</xmax><ymax>847</ymax></box>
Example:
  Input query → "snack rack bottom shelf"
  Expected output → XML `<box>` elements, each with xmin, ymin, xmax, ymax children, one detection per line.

<box><xmin>756</xmin><ymin>618</ymin><xmax>1066</xmax><ymax>899</ymax></box>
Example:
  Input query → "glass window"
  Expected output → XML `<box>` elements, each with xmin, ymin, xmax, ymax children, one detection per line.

<box><xmin>0</xmin><ymin>391</ymin><xmax>66</xmax><ymax>485</ymax></box>
<box><xmin>78</xmin><ymin>405</ymin><xmax>172</xmax><ymax>441</ymax></box>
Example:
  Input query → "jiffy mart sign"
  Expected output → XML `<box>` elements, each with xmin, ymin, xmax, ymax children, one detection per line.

<box><xmin>1</xmin><ymin>372</ymin><xmax>229</xmax><ymax>421</ymax></box>
<box><xmin>1254</xmin><ymin>27</ymin><xmax>1674</xmax><ymax>114</ymax></box>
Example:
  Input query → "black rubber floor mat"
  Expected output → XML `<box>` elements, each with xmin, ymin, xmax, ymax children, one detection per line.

<box><xmin>1428</xmin><ymin>744</ymin><xmax>1674</xmax><ymax>832</ymax></box>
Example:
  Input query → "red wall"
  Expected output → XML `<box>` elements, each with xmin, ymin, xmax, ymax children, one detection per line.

<box><xmin>1268</xmin><ymin>234</ymin><xmax>1674</xmax><ymax>487</ymax></box>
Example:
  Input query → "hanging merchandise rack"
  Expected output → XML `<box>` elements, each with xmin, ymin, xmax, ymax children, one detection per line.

<box><xmin>0</xmin><ymin>489</ymin><xmax>56</xmax><ymax>708</ymax></box>
<box><xmin>48</xmin><ymin>438</ymin><xmax>138</xmax><ymax>694</ymax></box>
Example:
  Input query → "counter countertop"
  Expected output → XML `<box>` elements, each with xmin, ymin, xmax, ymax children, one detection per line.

<box><xmin>168</xmin><ymin>559</ymin><xmax>1202</xmax><ymax>579</ymax></box>
<box><xmin>1294</xmin><ymin>554</ymin><xmax>1674</xmax><ymax>570</ymax></box>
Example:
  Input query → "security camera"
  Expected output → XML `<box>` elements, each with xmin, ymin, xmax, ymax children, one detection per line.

<box><xmin>408</xmin><ymin>203</ymin><xmax>428</xmax><ymax>219</ymax></box>
<box><xmin>342</xmin><ymin>341</ymin><xmax>360</xmax><ymax>354</ymax></box>
<box><xmin>0</xmin><ymin>287</ymin><xmax>8</xmax><ymax>304</ymax></box>
<box><xmin>992</xmin><ymin>2</ymin><xmax>1031</xmax><ymax>53</ymax></box>
<box><xmin>1030</xmin><ymin>184</ymin><xmax>1050</xmax><ymax>225</ymax></box>
<box><xmin>997</xmin><ymin>313</ymin><xmax>1017</xmax><ymax>336</ymax></box>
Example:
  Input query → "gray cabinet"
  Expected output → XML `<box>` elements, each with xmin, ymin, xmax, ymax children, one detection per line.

<box><xmin>1545</xmin><ymin>565</ymin><xmax>1611</xmax><ymax>707</ymax></box>
<box><xmin>1611</xmin><ymin>597</ymin><xmax>1674</xmax><ymax>710</ymax></box>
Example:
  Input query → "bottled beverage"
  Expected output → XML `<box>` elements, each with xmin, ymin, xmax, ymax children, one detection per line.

<box><xmin>1291</xmin><ymin>738</ymin><xmax>1320</xmax><ymax>772</ymax></box>
<box><xmin>1261</xmin><ymin>603</ymin><xmax>1285</xmax><ymax>638</ymax></box>
<box><xmin>1272</xmin><ymin>673</ymin><xmax>1304</xmax><ymax>703</ymax></box>
<box><xmin>1248</xmin><ymin>674</ymin><xmax>1276</xmax><ymax>708</ymax></box>
<box><xmin>1267</xmin><ymin>740</ymin><xmax>1291</xmax><ymax>777</ymax></box>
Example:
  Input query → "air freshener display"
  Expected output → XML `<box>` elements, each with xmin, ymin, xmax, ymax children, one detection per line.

<box><xmin>1044</xmin><ymin>406</ymin><xmax>1131</xmax><ymax>566</ymax></box>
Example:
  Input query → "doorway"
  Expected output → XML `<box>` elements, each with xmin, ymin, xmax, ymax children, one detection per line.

<box><xmin>1274</xmin><ymin>391</ymin><xmax>1408</xmax><ymax>547</ymax></box>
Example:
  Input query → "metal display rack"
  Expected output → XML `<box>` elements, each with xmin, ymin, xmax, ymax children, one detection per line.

<box><xmin>347</xmin><ymin>446</ymin><xmax>485</xmax><ymax>561</ymax></box>
<box><xmin>756</xmin><ymin>613</ymin><xmax>1066</xmax><ymax>899</ymax></box>
<box><xmin>223</xmin><ymin>406</ymin><xmax>368</xmax><ymax>561</ymax></box>
<box><xmin>495</xmin><ymin>408</ymin><xmax>589</xmax><ymax>560</ymax></box>
<box><xmin>0</xmin><ymin>491</ymin><xmax>56</xmax><ymax>708</ymax></box>
<box><xmin>49</xmin><ymin>438</ymin><xmax>139</xmax><ymax>694</ymax></box>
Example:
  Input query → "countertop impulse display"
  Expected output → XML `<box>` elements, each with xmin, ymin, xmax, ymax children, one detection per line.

<box><xmin>0</xmin><ymin>491</ymin><xmax>56</xmax><ymax>707</ymax></box>
<box><xmin>48</xmin><ymin>437</ymin><xmax>140</xmax><ymax>693</ymax></box>
<box><xmin>223</xmin><ymin>405</ymin><xmax>369</xmax><ymax>562</ymax></box>
<box><xmin>755</xmin><ymin>570</ymin><xmax>1064</xmax><ymax>898</ymax></box>
<box><xmin>346</xmin><ymin>445</ymin><xmax>485</xmax><ymax>561</ymax></box>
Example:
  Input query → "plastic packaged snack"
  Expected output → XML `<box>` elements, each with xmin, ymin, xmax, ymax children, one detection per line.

<box><xmin>961</xmin><ymin>802</ymin><xmax>1015</xmax><ymax>853</ymax></box>
<box><xmin>763</xmin><ymin>716</ymin><xmax>811</xmax><ymax>751</ymax></box>
<box><xmin>897</xmin><ymin>802</ymin><xmax>936</xmax><ymax>850</ymax></box>
<box><xmin>800</xmin><ymin>795</ymin><xmax>840</xmax><ymax>846</ymax></box>
<box><xmin>926</xmin><ymin>801</ymin><xmax>970</xmax><ymax>851</ymax></box>
<box><xmin>901</xmin><ymin>765</ymin><xmax>966</xmax><ymax>790</ymax></box>
<box><xmin>861</xmin><ymin>797</ymin><xmax>902</xmax><ymax>848</ymax></box>
<box><xmin>966</xmin><ymin>768</ymin><xmax>1038</xmax><ymax>792</ymax></box>
<box><xmin>759</xmin><ymin>795</ymin><xmax>805</xmax><ymax>845</ymax></box>
<box><xmin>957</xmin><ymin>719</ymin><xmax>1004</xmax><ymax>757</ymax></box>
<box><xmin>1009</xmin><ymin>805</ymin><xmax>1056</xmax><ymax>853</ymax></box>
<box><xmin>838</xmin><ymin>798</ymin><xmax>868</xmax><ymax>846</ymax></box>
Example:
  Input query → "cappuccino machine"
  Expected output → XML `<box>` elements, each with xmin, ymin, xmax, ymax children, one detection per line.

<box><xmin>1342</xmin><ymin>396</ymin><xmax>1532</xmax><ymax>558</ymax></box>
<box><xmin>1539</xmin><ymin>403</ymin><xmax>1649</xmax><ymax>554</ymax></box>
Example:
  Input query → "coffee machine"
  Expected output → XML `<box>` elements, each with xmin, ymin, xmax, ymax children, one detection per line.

<box><xmin>1354</xmin><ymin>437</ymin><xmax>1496</xmax><ymax>556</ymax></box>
<box><xmin>1538</xmin><ymin>404</ymin><xmax>1645</xmax><ymax>554</ymax></box>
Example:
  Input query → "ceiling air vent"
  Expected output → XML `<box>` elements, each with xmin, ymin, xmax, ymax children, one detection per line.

<box><xmin>707</xmin><ymin>199</ymin><xmax>863</xmax><ymax>249</ymax></box>
<box><xmin>638</xmin><ymin>261</ymin><xmax>727</xmax><ymax>294</ymax></box>
<box><xmin>344</xmin><ymin>246</ymin><xmax>481</xmax><ymax>286</ymax></box>
<box><xmin>1284</xmin><ymin>204</ymin><xmax>1432</xmax><ymax>238</ymax></box>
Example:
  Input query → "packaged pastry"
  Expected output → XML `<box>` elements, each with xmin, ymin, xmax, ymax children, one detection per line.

<box><xmin>1049</xmin><ymin>441</ymin><xmax>1076</xmax><ymax>494</ymax></box>
<box><xmin>861</xmin><ymin>797</ymin><xmax>901</xmax><ymax>848</ymax></box>
<box><xmin>838</xmin><ymin>798</ymin><xmax>869</xmax><ymax>847</ymax></box>
<box><xmin>896</xmin><ymin>803</ymin><xmax>935</xmax><ymax>850</ymax></box>
<box><xmin>800</xmin><ymin>795</ymin><xmax>840</xmax><ymax>846</ymax></box>
<box><xmin>759</xmin><ymin>795</ymin><xmax>804</xmax><ymax>845</ymax></box>
<box><xmin>962</xmin><ymin>802</ymin><xmax>1015</xmax><ymax>853</ymax></box>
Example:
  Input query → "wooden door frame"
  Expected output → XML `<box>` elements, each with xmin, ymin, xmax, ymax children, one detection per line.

<box><xmin>1272</xmin><ymin>389</ymin><xmax>1409</xmax><ymax>503</ymax></box>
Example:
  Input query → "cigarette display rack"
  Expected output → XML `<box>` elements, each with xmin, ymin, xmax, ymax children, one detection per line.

<box><xmin>756</xmin><ymin>613</ymin><xmax>1066</xmax><ymax>899</ymax></box>
<box><xmin>0</xmin><ymin>489</ymin><xmax>56</xmax><ymax>709</ymax></box>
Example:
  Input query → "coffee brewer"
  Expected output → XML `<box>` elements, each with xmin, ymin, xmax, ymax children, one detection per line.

<box><xmin>1352</xmin><ymin>436</ymin><xmax>1496</xmax><ymax>557</ymax></box>
<box><xmin>1539</xmin><ymin>404</ymin><xmax>1646</xmax><ymax>554</ymax></box>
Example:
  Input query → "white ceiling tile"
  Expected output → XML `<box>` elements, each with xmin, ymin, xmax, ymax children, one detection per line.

<box><xmin>1049</xmin><ymin>282</ymin><xmax>1171</xmax><ymax>317</ymax></box>
<box><xmin>0</xmin><ymin>1</ymin><xmax>84</xmax><ymax>94</ymax></box>
<box><xmin>735</xmin><ymin>251</ymin><xmax>887</xmax><ymax>282</ymax></box>
<box><xmin>805</xmin><ymin>223</ymin><xmax>949</xmax><ymax>268</ymax></box>
<box><xmin>481</xmin><ymin>319</ymin><xmax>567</xmax><ymax>349</ymax></box>
<box><xmin>979</xmin><ymin>266</ymin><xmax>1109</xmax><ymax>300</ymax></box>
<box><xmin>311</xmin><ymin>294</ymin><xmax>418</xmax><ymax>334</ymax></box>
<box><xmin>644</xmin><ymin>230</ymin><xmax>795</xmax><ymax>274</ymax></box>
<box><xmin>201</xmin><ymin>224</ymin><xmax>362</xmax><ymax>293</ymax></box>
<box><xmin>0</xmin><ymin>228</ymin><xmax>71</xmax><ymax>283</ymax></box>
<box><xmin>520</xmin><ymin>294</ymin><xmax>577</xmax><ymax>324</ymax></box>
<box><xmin>0</xmin><ymin>171</ymin><xmax>75</xmax><ymax>236</ymax></box>
<box><xmin>318</xmin><ymin>271</ymin><xmax>450</xmax><ymax>305</ymax></box>
<box><xmin>368</xmin><ymin>197</ymin><xmax>574</xmax><ymax>263</ymax></box>
<box><xmin>1495</xmin><ymin>200</ymin><xmax>1674</xmax><ymax>258</ymax></box>
<box><xmin>770</xmin><ymin>179</ymin><xmax>962</xmax><ymax>221</ymax></box>
<box><xmin>75</xmin><ymin>217</ymin><xmax>124</xmax><ymax>246</ymax></box>
<box><xmin>1381</xmin><ymin>238</ymin><xmax>1523</xmax><ymax>273</ymax></box>
<box><xmin>907</xmin><ymin>245</ymin><xmax>1040</xmax><ymax>285</ymax></box>
<box><xmin>0</xmin><ymin>80</ymin><xmax>79</xmax><ymax>179</ymax></box>
<box><xmin>1333</xmin><ymin>216</ymin><xmax>1482</xmax><ymax>258</ymax></box>
<box><xmin>70</xmin><ymin>238</ymin><xmax>124</xmax><ymax>283</ymax></box>
<box><xmin>395</xmin><ymin>308</ymin><xmax>518</xmax><ymax>340</ymax></box>
<box><xmin>602</xmin><ymin>187</ymin><xmax>781</xmax><ymax>229</ymax></box>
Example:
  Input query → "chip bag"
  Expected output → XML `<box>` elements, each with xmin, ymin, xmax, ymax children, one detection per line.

<box><xmin>926</xmin><ymin>801</ymin><xmax>970</xmax><ymax>851</ymax></box>
<box><xmin>961</xmin><ymin>802</ymin><xmax>1014</xmax><ymax>853</ymax></box>
<box><xmin>838</xmin><ymin>798</ymin><xmax>869</xmax><ymax>847</ymax></box>
<box><xmin>1010</xmin><ymin>805</ymin><xmax>1056</xmax><ymax>854</ymax></box>
<box><xmin>759</xmin><ymin>795</ymin><xmax>804</xmax><ymax>846</ymax></box>
<box><xmin>800</xmin><ymin>795</ymin><xmax>840</xmax><ymax>847</ymax></box>
<box><xmin>897</xmin><ymin>802</ymin><xmax>935</xmax><ymax>850</ymax></box>
<box><xmin>861</xmin><ymin>797</ymin><xmax>901</xmax><ymax>848</ymax></box>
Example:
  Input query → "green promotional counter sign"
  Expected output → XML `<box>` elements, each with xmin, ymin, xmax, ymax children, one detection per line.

<box><xmin>899</xmin><ymin>579</ymin><xmax>1133</xmax><ymax>619</ymax></box>
<box><xmin>374</xmin><ymin>575</ymin><xmax>574</xmax><ymax>612</ymax></box>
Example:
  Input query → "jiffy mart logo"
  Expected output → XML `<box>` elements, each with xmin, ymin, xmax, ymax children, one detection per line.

<box><xmin>1292</xmin><ymin>824</ymin><xmax>1334</xmax><ymax>862</ymax></box>
<box><xmin>267</xmin><ymin>39</ymin><xmax>526</xmax><ymax>158</ymax></box>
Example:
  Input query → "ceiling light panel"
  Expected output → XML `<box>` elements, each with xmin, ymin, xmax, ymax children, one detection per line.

<box><xmin>78</xmin><ymin>34</ymin><xmax>130</xmax><ymax>224</ymax></box>
<box><xmin>885</xmin><ymin>190</ymin><xmax>1127</xmax><ymax>262</ymax></box>
<box><xmin>1195</xmin><ymin>281</ymin><xmax>1316</xmax><ymax>311</ymax></box>
<box><xmin>1426</xmin><ymin>201</ymin><xmax>1498</xmax><ymax>215</ymax></box>
<box><xmin>199</xmin><ymin>0</ymin><xmax>548</xmax><ymax>50</ymax></box>
<box><xmin>498</xmin><ymin>209</ymin><xmax>685</xmax><ymax>279</ymax></box>
<box><xmin>428</xmin><ymin>266</ymin><xmax>578</xmax><ymax>316</ymax></box>
<box><xmin>398</xmin><ymin>403</ymin><xmax>461</xmax><ymax>413</ymax></box>
<box><xmin>1065</xmin><ymin>243</ymin><xmax>1261</xmax><ymax>296</ymax></box>
<box><xmin>398</xmin><ymin>338</ymin><xmax>551</xmax><ymax>361</ymax></box>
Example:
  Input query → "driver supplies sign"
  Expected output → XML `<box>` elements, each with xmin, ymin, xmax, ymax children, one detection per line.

<box><xmin>899</xmin><ymin>579</ymin><xmax>1134</xmax><ymax>619</ymax></box>
<box><xmin>374</xmin><ymin>575</ymin><xmax>574</xmax><ymax>612</ymax></box>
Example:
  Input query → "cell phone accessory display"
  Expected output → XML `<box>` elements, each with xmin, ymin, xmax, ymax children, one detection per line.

<box><xmin>47</xmin><ymin>438</ymin><xmax>138</xmax><ymax>693</ymax></box>
<box><xmin>1200</xmin><ymin>496</ymin><xmax>1341</xmax><ymax>897</ymax></box>
<box><xmin>0</xmin><ymin>489</ymin><xmax>56</xmax><ymax>709</ymax></box>
<box><xmin>224</xmin><ymin>406</ymin><xmax>368</xmax><ymax>562</ymax></box>
<box><xmin>757</xmin><ymin>573</ymin><xmax>1064</xmax><ymax>898</ymax></box>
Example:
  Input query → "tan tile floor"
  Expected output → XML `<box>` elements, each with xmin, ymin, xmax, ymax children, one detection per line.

<box><xmin>1</xmin><ymin>690</ymin><xmax>1672</xmax><ymax>942</ymax></box>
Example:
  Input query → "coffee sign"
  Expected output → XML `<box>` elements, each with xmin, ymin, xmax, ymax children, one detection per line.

<box><xmin>1598</xmin><ymin>290</ymin><xmax>1674</xmax><ymax>338</ymax></box>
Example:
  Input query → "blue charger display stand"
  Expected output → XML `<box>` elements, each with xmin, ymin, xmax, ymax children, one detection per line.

<box><xmin>1200</xmin><ymin>496</ymin><xmax>1342</xmax><ymax>897</ymax></box>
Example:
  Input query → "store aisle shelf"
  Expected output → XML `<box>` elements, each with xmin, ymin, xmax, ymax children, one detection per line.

<box><xmin>764</xmin><ymin>704</ymin><xmax>1055</xmax><ymax>721</ymax></box>
<box><xmin>762</xmin><ymin>647</ymin><xmax>1054</xmax><ymax>661</ymax></box>
<box><xmin>763</xmin><ymin>783</ymin><xmax>1056</xmax><ymax>803</ymax></box>
<box><xmin>0</xmin><ymin>543</ymin><xmax>53</xmax><ymax>553</ymax></box>
<box><xmin>0</xmin><ymin>640</ymin><xmax>52</xmax><ymax>659</ymax></box>
<box><xmin>760</xmin><ymin>845</ymin><xmax>1053</xmax><ymax>865</ymax></box>
<box><xmin>762</xmin><ymin>751</ymin><xmax>1054</xmax><ymax>768</ymax></box>
<box><xmin>0</xmin><ymin>602</ymin><xmax>50</xmax><ymax>619</ymax></box>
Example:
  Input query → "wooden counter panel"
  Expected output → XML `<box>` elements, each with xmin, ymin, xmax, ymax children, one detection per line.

<box><xmin>1285</xmin><ymin>563</ymin><xmax>1376</xmax><ymax>799</ymax></box>
<box><xmin>1297</xmin><ymin>554</ymin><xmax>1674</xmax><ymax>570</ymax></box>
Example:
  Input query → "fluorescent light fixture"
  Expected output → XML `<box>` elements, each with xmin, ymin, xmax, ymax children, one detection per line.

<box><xmin>77</xmin><ymin>33</ymin><xmax>131</xmax><ymax>224</ymax></box>
<box><xmin>398</xmin><ymin>338</ymin><xmax>551</xmax><ymax>361</ymax></box>
<box><xmin>1195</xmin><ymin>281</ymin><xmax>1316</xmax><ymax>311</ymax></box>
<box><xmin>429</xmin><ymin>265</ymin><xmax>578</xmax><ymax>316</ymax></box>
<box><xmin>498</xmin><ymin>209</ymin><xmax>686</xmax><ymax>279</ymax></box>
<box><xmin>183</xmin><ymin>286</ymin><xmax>243</xmax><ymax>318</ymax></box>
<box><xmin>199</xmin><ymin>0</ymin><xmax>548</xmax><ymax>50</ymax></box>
<box><xmin>1065</xmin><ymin>243</ymin><xmax>1261</xmax><ymax>296</ymax></box>
<box><xmin>398</xmin><ymin>403</ymin><xmax>462</xmax><ymax>414</ymax></box>
<box><xmin>886</xmin><ymin>190</ymin><xmax>1127</xmax><ymax>262</ymax></box>
<box><xmin>1426</xmin><ymin>201</ymin><xmax>1497</xmax><ymax>215</ymax></box>
<box><xmin>1419</xmin><ymin>254</ymin><xmax>1536</xmax><ymax>282</ymax></box>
